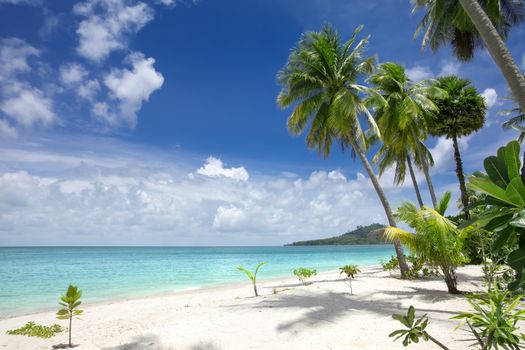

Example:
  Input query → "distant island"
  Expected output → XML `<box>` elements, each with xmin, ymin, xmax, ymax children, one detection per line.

<box><xmin>286</xmin><ymin>223</ymin><xmax>386</xmax><ymax>246</ymax></box>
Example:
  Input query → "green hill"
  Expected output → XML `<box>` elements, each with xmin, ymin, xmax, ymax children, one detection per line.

<box><xmin>286</xmin><ymin>223</ymin><xmax>386</xmax><ymax>246</ymax></box>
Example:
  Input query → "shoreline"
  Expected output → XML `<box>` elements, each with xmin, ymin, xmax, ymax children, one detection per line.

<box><xmin>0</xmin><ymin>264</ymin><xmax>383</xmax><ymax>320</ymax></box>
<box><xmin>0</xmin><ymin>264</ymin><xmax>484</xmax><ymax>350</ymax></box>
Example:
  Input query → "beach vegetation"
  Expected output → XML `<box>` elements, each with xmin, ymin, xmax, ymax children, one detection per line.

<box><xmin>277</xmin><ymin>24</ymin><xmax>409</xmax><ymax>277</ymax></box>
<box><xmin>390</xmin><ymin>306</ymin><xmax>448</xmax><ymax>349</ymax></box>
<box><xmin>237</xmin><ymin>261</ymin><xmax>266</xmax><ymax>297</ymax></box>
<box><xmin>6</xmin><ymin>322</ymin><xmax>63</xmax><ymax>339</ymax></box>
<box><xmin>293</xmin><ymin>268</ymin><xmax>317</xmax><ymax>285</ymax></box>
<box><xmin>385</xmin><ymin>192</ymin><xmax>468</xmax><ymax>294</ymax></box>
<box><xmin>430</xmin><ymin>76</ymin><xmax>486</xmax><ymax>219</ymax></box>
<box><xmin>339</xmin><ymin>264</ymin><xmax>360</xmax><ymax>294</ymax></box>
<box><xmin>466</xmin><ymin>140</ymin><xmax>525</xmax><ymax>290</ymax></box>
<box><xmin>56</xmin><ymin>285</ymin><xmax>83</xmax><ymax>348</ymax></box>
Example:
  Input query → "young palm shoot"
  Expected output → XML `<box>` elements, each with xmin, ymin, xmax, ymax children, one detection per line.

<box><xmin>339</xmin><ymin>265</ymin><xmax>361</xmax><ymax>295</ymax></box>
<box><xmin>237</xmin><ymin>262</ymin><xmax>266</xmax><ymax>297</ymax></box>
<box><xmin>56</xmin><ymin>285</ymin><xmax>83</xmax><ymax>348</ymax></box>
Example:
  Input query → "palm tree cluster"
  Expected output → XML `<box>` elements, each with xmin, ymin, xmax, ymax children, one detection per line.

<box><xmin>277</xmin><ymin>0</ymin><xmax>525</xmax><ymax>291</ymax></box>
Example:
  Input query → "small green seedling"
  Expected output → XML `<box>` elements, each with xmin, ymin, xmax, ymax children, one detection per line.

<box><xmin>390</xmin><ymin>306</ymin><xmax>449</xmax><ymax>349</ymax></box>
<box><xmin>6</xmin><ymin>322</ymin><xmax>63</xmax><ymax>338</ymax></box>
<box><xmin>339</xmin><ymin>264</ymin><xmax>360</xmax><ymax>295</ymax></box>
<box><xmin>293</xmin><ymin>268</ymin><xmax>317</xmax><ymax>285</ymax></box>
<box><xmin>237</xmin><ymin>261</ymin><xmax>266</xmax><ymax>296</ymax></box>
<box><xmin>57</xmin><ymin>285</ymin><xmax>83</xmax><ymax>348</ymax></box>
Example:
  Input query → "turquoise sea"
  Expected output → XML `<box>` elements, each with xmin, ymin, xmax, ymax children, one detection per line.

<box><xmin>0</xmin><ymin>245</ymin><xmax>395</xmax><ymax>317</ymax></box>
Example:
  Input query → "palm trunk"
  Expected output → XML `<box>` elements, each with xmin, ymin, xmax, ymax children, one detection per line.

<box><xmin>253</xmin><ymin>282</ymin><xmax>258</xmax><ymax>297</ymax></box>
<box><xmin>349</xmin><ymin>137</ymin><xmax>409</xmax><ymax>278</ymax></box>
<box><xmin>407</xmin><ymin>155</ymin><xmax>424</xmax><ymax>208</ymax></box>
<box><xmin>411</xmin><ymin>127</ymin><xmax>437</xmax><ymax>208</ymax></box>
<box><xmin>458</xmin><ymin>0</ymin><xmax>525</xmax><ymax>113</ymax></box>
<box><xmin>441</xmin><ymin>264</ymin><xmax>460</xmax><ymax>294</ymax></box>
<box><xmin>451</xmin><ymin>133</ymin><xmax>469</xmax><ymax>220</ymax></box>
<box><xmin>68</xmin><ymin>314</ymin><xmax>72</xmax><ymax>347</ymax></box>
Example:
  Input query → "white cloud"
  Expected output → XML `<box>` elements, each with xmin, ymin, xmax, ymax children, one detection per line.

<box><xmin>77</xmin><ymin>79</ymin><xmax>100</xmax><ymax>101</ymax></box>
<box><xmin>59</xmin><ymin>63</ymin><xmax>88</xmax><ymax>86</ymax></box>
<box><xmin>406</xmin><ymin>65</ymin><xmax>433</xmax><ymax>81</ymax></box>
<box><xmin>429</xmin><ymin>136</ymin><xmax>470</xmax><ymax>174</ymax></box>
<box><xmin>481</xmin><ymin>88</ymin><xmax>498</xmax><ymax>108</ymax></box>
<box><xmin>0</xmin><ymin>38</ymin><xmax>39</xmax><ymax>79</ymax></box>
<box><xmin>74</xmin><ymin>0</ymin><xmax>154</xmax><ymax>62</ymax></box>
<box><xmin>1</xmin><ymin>88</ymin><xmax>55</xmax><ymax>127</ymax></box>
<box><xmin>0</xmin><ymin>119</ymin><xmax>17</xmax><ymax>138</ymax></box>
<box><xmin>212</xmin><ymin>205</ymin><xmax>247</xmax><ymax>232</ymax></box>
<box><xmin>196</xmin><ymin>156</ymin><xmax>249</xmax><ymax>181</ymax></box>
<box><xmin>157</xmin><ymin>0</ymin><xmax>175</xmax><ymax>5</ymax></box>
<box><xmin>438</xmin><ymin>60</ymin><xmax>460</xmax><ymax>76</ymax></box>
<box><xmin>103</xmin><ymin>53</ymin><xmax>164</xmax><ymax>127</ymax></box>
<box><xmin>0</xmin><ymin>0</ymin><xmax>41</xmax><ymax>5</ymax></box>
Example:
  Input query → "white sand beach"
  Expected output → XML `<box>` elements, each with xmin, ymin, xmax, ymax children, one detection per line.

<box><xmin>0</xmin><ymin>265</ymin><xmax>485</xmax><ymax>350</ymax></box>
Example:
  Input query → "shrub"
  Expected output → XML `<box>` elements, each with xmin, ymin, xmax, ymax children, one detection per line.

<box><xmin>6</xmin><ymin>322</ymin><xmax>63</xmax><ymax>339</ymax></box>
<box><xmin>293</xmin><ymin>268</ymin><xmax>317</xmax><ymax>285</ymax></box>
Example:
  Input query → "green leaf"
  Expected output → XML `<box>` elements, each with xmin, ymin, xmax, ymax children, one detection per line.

<box><xmin>505</xmin><ymin>177</ymin><xmax>525</xmax><ymax>207</ymax></box>
<box><xmin>484</xmin><ymin>156</ymin><xmax>509</xmax><ymax>188</ymax></box>
<box><xmin>492</xmin><ymin>226</ymin><xmax>516</xmax><ymax>252</ymax></box>
<box><xmin>468</xmin><ymin>176</ymin><xmax>515</xmax><ymax>207</ymax></box>
<box><xmin>392</xmin><ymin>314</ymin><xmax>410</xmax><ymax>328</ymax></box>
<box><xmin>505</xmin><ymin>141</ymin><xmax>521</xmax><ymax>180</ymax></box>
<box><xmin>508</xmin><ymin>247</ymin><xmax>525</xmax><ymax>271</ymax></box>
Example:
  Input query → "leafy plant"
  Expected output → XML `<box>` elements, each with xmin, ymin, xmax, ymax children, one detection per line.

<box><xmin>56</xmin><ymin>285</ymin><xmax>83</xmax><ymax>348</ymax></box>
<box><xmin>6</xmin><ymin>322</ymin><xmax>63</xmax><ymax>339</ymax></box>
<box><xmin>390</xmin><ymin>306</ymin><xmax>449</xmax><ymax>349</ymax></box>
<box><xmin>381</xmin><ymin>256</ymin><xmax>400</xmax><ymax>275</ymax></box>
<box><xmin>467</xmin><ymin>140</ymin><xmax>525</xmax><ymax>290</ymax></box>
<box><xmin>339</xmin><ymin>264</ymin><xmax>360</xmax><ymax>295</ymax></box>
<box><xmin>293</xmin><ymin>268</ymin><xmax>317</xmax><ymax>285</ymax></box>
<box><xmin>385</xmin><ymin>192</ymin><xmax>469</xmax><ymax>293</ymax></box>
<box><xmin>452</xmin><ymin>286</ymin><xmax>525</xmax><ymax>349</ymax></box>
<box><xmin>237</xmin><ymin>261</ymin><xmax>266</xmax><ymax>297</ymax></box>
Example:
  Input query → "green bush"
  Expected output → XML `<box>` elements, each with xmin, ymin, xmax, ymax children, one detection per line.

<box><xmin>6</xmin><ymin>322</ymin><xmax>63</xmax><ymax>338</ymax></box>
<box><xmin>293</xmin><ymin>268</ymin><xmax>317</xmax><ymax>285</ymax></box>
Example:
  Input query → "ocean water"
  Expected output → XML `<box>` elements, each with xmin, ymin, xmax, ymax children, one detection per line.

<box><xmin>0</xmin><ymin>245</ymin><xmax>395</xmax><ymax>317</ymax></box>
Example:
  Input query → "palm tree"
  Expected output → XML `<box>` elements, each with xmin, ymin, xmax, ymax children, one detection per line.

<box><xmin>276</xmin><ymin>25</ymin><xmax>410</xmax><ymax>278</ymax></box>
<box><xmin>429</xmin><ymin>76</ymin><xmax>486</xmax><ymax>219</ymax></box>
<box><xmin>384</xmin><ymin>192</ymin><xmax>468</xmax><ymax>294</ymax></box>
<box><xmin>369</xmin><ymin>62</ymin><xmax>443</xmax><ymax>208</ymax></box>
<box><xmin>412</xmin><ymin>0</ymin><xmax>525</xmax><ymax>114</ymax></box>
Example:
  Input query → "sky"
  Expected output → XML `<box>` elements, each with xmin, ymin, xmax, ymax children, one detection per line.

<box><xmin>0</xmin><ymin>0</ymin><xmax>524</xmax><ymax>246</ymax></box>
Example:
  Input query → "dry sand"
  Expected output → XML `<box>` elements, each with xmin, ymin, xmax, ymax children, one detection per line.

<box><xmin>0</xmin><ymin>265</ymin><xmax>486</xmax><ymax>350</ymax></box>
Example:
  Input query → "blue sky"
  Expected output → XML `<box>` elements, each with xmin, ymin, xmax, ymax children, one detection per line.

<box><xmin>0</xmin><ymin>0</ymin><xmax>524</xmax><ymax>246</ymax></box>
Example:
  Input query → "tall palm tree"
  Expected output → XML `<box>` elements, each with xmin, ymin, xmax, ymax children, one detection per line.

<box><xmin>276</xmin><ymin>25</ymin><xmax>410</xmax><ymax>277</ymax></box>
<box><xmin>429</xmin><ymin>76</ymin><xmax>486</xmax><ymax>219</ymax></box>
<box><xmin>385</xmin><ymin>192</ymin><xmax>469</xmax><ymax>294</ymax></box>
<box><xmin>368</xmin><ymin>62</ymin><xmax>443</xmax><ymax>208</ymax></box>
<box><xmin>412</xmin><ymin>0</ymin><xmax>525</xmax><ymax>114</ymax></box>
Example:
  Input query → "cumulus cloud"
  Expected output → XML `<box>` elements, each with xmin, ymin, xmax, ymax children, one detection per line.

<box><xmin>73</xmin><ymin>0</ymin><xmax>154</xmax><ymax>62</ymax></box>
<box><xmin>0</xmin><ymin>136</ymin><xmax>409</xmax><ymax>245</ymax></box>
<box><xmin>157</xmin><ymin>0</ymin><xmax>175</xmax><ymax>5</ymax></box>
<box><xmin>438</xmin><ymin>60</ymin><xmax>460</xmax><ymax>76</ymax></box>
<box><xmin>77</xmin><ymin>79</ymin><xmax>100</xmax><ymax>101</ymax></box>
<box><xmin>1</xmin><ymin>88</ymin><xmax>55</xmax><ymax>127</ymax></box>
<box><xmin>0</xmin><ymin>119</ymin><xmax>17</xmax><ymax>138</ymax></box>
<box><xmin>0</xmin><ymin>38</ymin><xmax>39</xmax><ymax>79</ymax></box>
<box><xmin>0</xmin><ymin>0</ymin><xmax>41</xmax><ymax>5</ymax></box>
<box><xmin>481</xmin><ymin>88</ymin><xmax>498</xmax><ymax>108</ymax></box>
<box><xmin>103</xmin><ymin>53</ymin><xmax>164</xmax><ymax>127</ymax></box>
<box><xmin>59</xmin><ymin>63</ymin><xmax>88</xmax><ymax>86</ymax></box>
<box><xmin>406</xmin><ymin>65</ymin><xmax>433</xmax><ymax>81</ymax></box>
<box><xmin>196</xmin><ymin>156</ymin><xmax>249</xmax><ymax>181</ymax></box>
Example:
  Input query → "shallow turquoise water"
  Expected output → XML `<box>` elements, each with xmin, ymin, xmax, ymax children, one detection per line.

<box><xmin>0</xmin><ymin>245</ymin><xmax>395</xmax><ymax>316</ymax></box>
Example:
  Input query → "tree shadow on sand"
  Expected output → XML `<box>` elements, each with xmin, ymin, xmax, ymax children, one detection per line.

<box><xmin>101</xmin><ymin>335</ymin><xmax>221</xmax><ymax>350</ymax></box>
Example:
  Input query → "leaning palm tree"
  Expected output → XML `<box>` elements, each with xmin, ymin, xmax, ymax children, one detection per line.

<box><xmin>276</xmin><ymin>25</ymin><xmax>409</xmax><ymax>277</ymax></box>
<box><xmin>412</xmin><ymin>0</ymin><xmax>525</xmax><ymax>114</ymax></box>
<box><xmin>429</xmin><ymin>76</ymin><xmax>486</xmax><ymax>219</ymax></box>
<box><xmin>385</xmin><ymin>192</ymin><xmax>468</xmax><ymax>294</ymax></box>
<box><xmin>369</xmin><ymin>62</ymin><xmax>443</xmax><ymax>208</ymax></box>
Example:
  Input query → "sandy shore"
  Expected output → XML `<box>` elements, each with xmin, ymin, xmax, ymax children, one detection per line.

<box><xmin>0</xmin><ymin>265</ymin><xmax>485</xmax><ymax>349</ymax></box>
